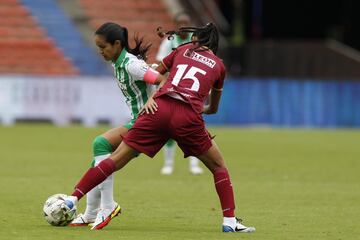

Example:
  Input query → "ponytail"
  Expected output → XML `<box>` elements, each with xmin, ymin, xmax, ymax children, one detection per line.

<box><xmin>95</xmin><ymin>22</ymin><xmax>151</xmax><ymax>61</ymax></box>
<box><xmin>157</xmin><ymin>22</ymin><xmax>219</xmax><ymax>54</ymax></box>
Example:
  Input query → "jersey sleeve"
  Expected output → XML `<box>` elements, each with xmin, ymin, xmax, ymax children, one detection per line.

<box><xmin>213</xmin><ymin>63</ymin><xmax>226</xmax><ymax>90</ymax></box>
<box><xmin>162</xmin><ymin>48</ymin><xmax>178</xmax><ymax>70</ymax></box>
<box><xmin>126</xmin><ymin>58</ymin><xmax>149</xmax><ymax>81</ymax></box>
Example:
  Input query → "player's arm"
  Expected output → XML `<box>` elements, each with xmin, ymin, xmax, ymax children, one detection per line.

<box><xmin>143</xmin><ymin>68</ymin><xmax>166</xmax><ymax>85</ymax></box>
<box><xmin>202</xmin><ymin>87</ymin><xmax>223</xmax><ymax>114</ymax></box>
<box><xmin>127</xmin><ymin>60</ymin><xmax>165</xmax><ymax>85</ymax></box>
<box><xmin>155</xmin><ymin>62</ymin><xmax>168</xmax><ymax>74</ymax></box>
<box><xmin>146</xmin><ymin>62</ymin><xmax>168</xmax><ymax>85</ymax></box>
<box><xmin>140</xmin><ymin>73</ymin><xmax>167</xmax><ymax>115</ymax></box>
<box><xmin>203</xmin><ymin>66</ymin><xmax>225</xmax><ymax>115</ymax></box>
<box><xmin>140</xmin><ymin>49</ymin><xmax>174</xmax><ymax>114</ymax></box>
<box><xmin>155</xmin><ymin>47</ymin><xmax>175</xmax><ymax>75</ymax></box>
<box><xmin>139</xmin><ymin>63</ymin><xmax>168</xmax><ymax>115</ymax></box>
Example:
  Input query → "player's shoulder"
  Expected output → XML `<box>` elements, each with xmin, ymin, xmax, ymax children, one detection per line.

<box><xmin>125</xmin><ymin>51</ymin><xmax>140</xmax><ymax>61</ymax></box>
<box><xmin>126</xmin><ymin>52</ymin><xmax>146</xmax><ymax>66</ymax></box>
<box><xmin>125</xmin><ymin>53</ymin><xmax>148</xmax><ymax>75</ymax></box>
<box><xmin>168</xmin><ymin>43</ymin><xmax>198</xmax><ymax>59</ymax></box>
<box><xmin>176</xmin><ymin>42</ymin><xmax>194</xmax><ymax>52</ymax></box>
<box><xmin>215</xmin><ymin>55</ymin><xmax>225</xmax><ymax>69</ymax></box>
<box><xmin>215</xmin><ymin>58</ymin><xmax>226</xmax><ymax>76</ymax></box>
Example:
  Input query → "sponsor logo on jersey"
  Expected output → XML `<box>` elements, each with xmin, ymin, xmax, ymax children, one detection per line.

<box><xmin>140</xmin><ymin>63</ymin><xmax>149</xmax><ymax>73</ymax></box>
<box><xmin>183</xmin><ymin>49</ymin><xmax>216</xmax><ymax>68</ymax></box>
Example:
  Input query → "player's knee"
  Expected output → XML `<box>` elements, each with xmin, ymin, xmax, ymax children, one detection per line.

<box><xmin>92</xmin><ymin>136</ymin><xmax>113</xmax><ymax>156</ymax></box>
<box><xmin>208</xmin><ymin>161</ymin><xmax>227</xmax><ymax>174</ymax></box>
<box><xmin>212</xmin><ymin>166</ymin><xmax>229</xmax><ymax>175</ymax></box>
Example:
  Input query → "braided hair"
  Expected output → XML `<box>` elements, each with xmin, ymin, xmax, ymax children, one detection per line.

<box><xmin>96</xmin><ymin>22</ymin><xmax>151</xmax><ymax>61</ymax></box>
<box><xmin>157</xmin><ymin>22</ymin><xmax>219</xmax><ymax>54</ymax></box>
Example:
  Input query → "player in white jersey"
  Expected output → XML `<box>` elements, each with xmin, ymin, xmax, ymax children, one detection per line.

<box><xmin>69</xmin><ymin>22</ymin><xmax>159</xmax><ymax>230</ymax></box>
<box><xmin>156</xmin><ymin>12</ymin><xmax>204</xmax><ymax>176</ymax></box>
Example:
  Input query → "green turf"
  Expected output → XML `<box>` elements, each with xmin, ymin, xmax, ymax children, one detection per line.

<box><xmin>0</xmin><ymin>124</ymin><xmax>359</xmax><ymax>240</ymax></box>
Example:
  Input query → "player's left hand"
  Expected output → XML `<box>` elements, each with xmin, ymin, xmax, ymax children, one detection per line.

<box><xmin>140</xmin><ymin>97</ymin><xmax>158</xmax><ymax>115</ymax></box>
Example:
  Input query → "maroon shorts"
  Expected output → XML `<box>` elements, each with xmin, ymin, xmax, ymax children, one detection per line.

<box><xmin>123</xmin><ymin>95</ymin><xmax>213</xmax><ymax>158</ymax></box>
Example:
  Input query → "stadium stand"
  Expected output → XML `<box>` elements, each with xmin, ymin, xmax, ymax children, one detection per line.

<box><xmin>0</xmin><ymin>0</ymin><xmax>78</xmax><ymax>75</ymax></box>
<box><xmin>20</xmin><ymin>0</ymin><xmax>110</xmax><ymax>75</ymax></box>
<box><xmin>78</xmin><ymin>0</ymin><xmax>175</xmax><ymax>62</ymax></box>
<box><xmin>241</xmin><ymin>40</ymin><xmax>360</xmax><ymax>80</ymax></box>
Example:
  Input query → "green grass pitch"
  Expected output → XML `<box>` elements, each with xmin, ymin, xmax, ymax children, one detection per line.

<box><xmin>0</xmin><ymin>124</ymin><xmax>359</xmax><ymax>240</ymax></box>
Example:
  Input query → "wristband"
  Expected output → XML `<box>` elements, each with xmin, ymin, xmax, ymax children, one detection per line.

<box><xmin>144</xmin><ymin>68</ymin><xmax>159</xmax><ymax>84</ymax></box>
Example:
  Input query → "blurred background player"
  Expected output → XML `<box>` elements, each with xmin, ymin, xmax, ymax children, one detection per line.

<box><xmin>156</xmin><ymin>12</ymin><xmax>203</xmax><ymax>175</ymax></box>
<box><xmin>69</xmin><ymin>22</ymin><xmax>157</xmax><ymax>229</ymax></box>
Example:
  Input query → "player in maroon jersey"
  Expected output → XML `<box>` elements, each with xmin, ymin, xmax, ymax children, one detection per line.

<box><xmin>64</xmin><ymin>23</ymin><xmax>255</xmax><ymax>233</ymax></box>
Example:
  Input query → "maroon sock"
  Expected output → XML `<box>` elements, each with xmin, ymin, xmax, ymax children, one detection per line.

<box><xmin>213</xmin><ymin>167</ymin><xmax>235</xmax><ymax>217</ymax></box>
<box><xmin>72</xmin><ymin>158</ymin><xmax>116</xmax><ymax>200</ymax></box>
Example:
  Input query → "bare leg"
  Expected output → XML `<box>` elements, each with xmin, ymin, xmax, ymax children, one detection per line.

<box><xmin>110</xmin><ymin>141</ymin><xmax>138</xmax><ymax>170</ymax></box>
<box><xmin>102</xmin><ymin>126</ymin><xmax>128</xmax><ymax>148</ymax></box>
<box><xmin>197</xmin><ymin>140</ymin><xmax>227</xmax><ymax>173</ymax></box>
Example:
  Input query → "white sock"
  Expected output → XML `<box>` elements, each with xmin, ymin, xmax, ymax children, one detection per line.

<box><xmin>163</xmin><ymin>144</ymin><xmax>175</xmax><ymax>168</ymax></box>
<box><xmin>95</xmin><ymin>154</ymin><xmax>116</xmax><ymax>210</ymax></box>
<box><xmin>223</xmin><ymin>217</ymin><xmax>236</xmax><ymax>228</ymax></box>
<box><xmin>189</xmin><ymin>156</ymin><xmax>200</xmax><ymax>168</ymax></box>
<box><xmin>99</xmin><ymin>174</ymin><xmax>116</xmax><ymax>209</ymax></box>
<box><xmin>83</xmin><ymin>187</ymin><xmax>100</xmax><ymax>219</ymax></box>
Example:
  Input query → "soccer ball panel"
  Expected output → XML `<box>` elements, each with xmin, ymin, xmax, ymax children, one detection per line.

<box><xmin>43</xmin><ymin>194</ymin><xmax>76</xmax><ymax>226</ymax></box>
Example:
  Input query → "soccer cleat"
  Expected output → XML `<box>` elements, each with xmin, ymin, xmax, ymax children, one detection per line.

<box><xmin>160</xmin><ymin>166</ymin><xmax>173</xmax><ymax>175</ymax></box>
<box><xmin>222</xmin><ymin>218</ymin><xmax>256</xmax><ymax>233</ymax></box>
<box><xmin>68</xmin><ymin>214</ymin><xmax>95</xmax><ymax>227</ymax></box>
<box><xmin>189</xmin><ymin>166</ymin><xmax>203</xmax><ymax>175</ymax></box>
<box><xmin>91</xmin><ymin>203</ymin><xmax>121</xmax><ymax>230</ymax></box>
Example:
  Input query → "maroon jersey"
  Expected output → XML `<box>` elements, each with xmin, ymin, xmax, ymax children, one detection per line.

<box><xmin>155</xmin><ymin>43</ymin><xmax>226</xmax><ymax>113</ymax></box>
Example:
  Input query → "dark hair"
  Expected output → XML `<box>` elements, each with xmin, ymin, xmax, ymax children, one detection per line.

<box><xmin>95</xmin><ymin>22</ymin><xmax>151</xmax><ymax>61</ymax></box>
<box><xmin>157</xmin><ymin>22</ymin><xmax>219</xmax><ymax>54</ymax></box>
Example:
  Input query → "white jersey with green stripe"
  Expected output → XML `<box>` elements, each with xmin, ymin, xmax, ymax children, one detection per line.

<box><xmin>112</xmin><ymin>49</ymin><xmax>154</xmax><ymax>120</ymax></box>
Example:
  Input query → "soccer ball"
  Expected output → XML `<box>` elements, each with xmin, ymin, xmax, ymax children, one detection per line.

<box><xmin>43</xmin><ymin>194</ymin><xmax>77</xmax><ymax>226</ymax></box>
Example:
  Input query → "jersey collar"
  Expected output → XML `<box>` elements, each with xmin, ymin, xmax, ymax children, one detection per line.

<box><xmin>114</xmin><ymin>48</ymin><xmax>127</xmax><ymax>68</ymax></box>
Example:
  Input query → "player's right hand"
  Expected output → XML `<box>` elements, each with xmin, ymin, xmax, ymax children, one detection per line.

<box><xmin>139</xmin><ymin>97</ymin><xmax>158</xmax><ymax>115</ymax></box>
